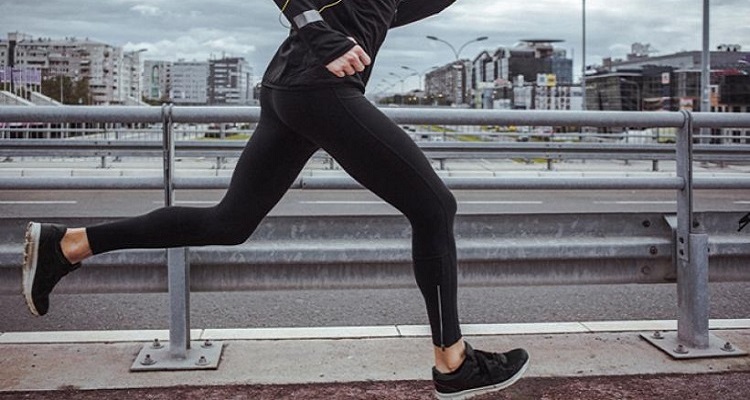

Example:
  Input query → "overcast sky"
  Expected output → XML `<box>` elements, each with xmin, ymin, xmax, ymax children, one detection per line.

<box><xmin>2</xmin><ymin>0</ymin><xmax>748</xmax><ymax>93</ymax></box>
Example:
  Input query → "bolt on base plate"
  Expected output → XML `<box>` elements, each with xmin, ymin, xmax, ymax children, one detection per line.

<box><xmin>131</xmin><ymin>341</ymin><xmax>223</xmax><ymax>371</ymax></box>
<box><xmin>641</xmin><ymin>331</ymin><xmax>747</xmax><ymax>359</ymax></box>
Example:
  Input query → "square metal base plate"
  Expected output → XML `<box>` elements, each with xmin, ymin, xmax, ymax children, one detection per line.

<box><xmin>131</xmin><ymin>341</ymin><xmax>223</xmax><ymax>371</ymax></box>
<box><xmin>641</xmin><ymin>331</ymin><xmax>747</xmax><ymax>359</ymax></box>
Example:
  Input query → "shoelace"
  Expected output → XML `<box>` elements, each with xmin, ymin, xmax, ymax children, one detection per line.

<box><xmin>472</xmin><ymin>349</ymin><xmax>509</xmax><ymax>378</ymax></box>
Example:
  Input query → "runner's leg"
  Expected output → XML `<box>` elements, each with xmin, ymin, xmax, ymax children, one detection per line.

<box><xmin>86</xmin><ymin>90</ymin><xmax>319</xmax><ymax>253</ymax></box>
<box><xmin>273</xmin><ymin>87</ymin><xmax>460</xmax><ymax>348</ymax></box>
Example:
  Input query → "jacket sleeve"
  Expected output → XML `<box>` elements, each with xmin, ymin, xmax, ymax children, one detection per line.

<box><xmin>391</xmin><ymin>0</ymin><xmax>456</xmax><ymax>28</ymax></box>
<box><xmin>272</xmin><ymin>0</ymin><xmax>356</xmax><ymax>65</ymax></box>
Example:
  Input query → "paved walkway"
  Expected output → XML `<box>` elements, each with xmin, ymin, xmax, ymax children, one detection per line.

<box><xmin>1</xmin><ymin>322</ymin><xmax>748</xmax><ymax>398</ymax></box>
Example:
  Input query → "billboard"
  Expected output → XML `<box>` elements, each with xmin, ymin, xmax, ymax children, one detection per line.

<box><xmin>0</xmin><ymin>67</ymin><xmax>42</xmax><ymax>85</ymax></box>
<box><xmin>536</xmin><ymin>73</ymin><xmax>557</xmax><ymax>87</ymax></box>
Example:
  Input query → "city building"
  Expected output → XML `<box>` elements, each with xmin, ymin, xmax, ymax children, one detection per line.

<box><xmin>532</xmin><ymin>80</ymin><xmax>583</xmax><ymax>111</ymax></box>
<box><xmin>143</xmin><ymin>60</ymin><xmax>172</xmax><ymax>102</ymax></box>
<box><xmin>1</xmin><ymin>32</ymin><xmax>144</xmax><ymax>105</ymax></box>
<box><xmin>424</xmin><ymin>60</ymin><xmax>471</xmax><ymax>106</ymax></box>
<box><xmin>171</xmin><ymin>60</ymin><xmax>209</xmax><ymax>105</ymax></box>
<box><xmin>508</xmin><ymin>40</ymin><xmax>573</xmax><ymax>85</ymax></box>
<box><xmin>593</xmin><ymin>43</ymin><xmax>750</xmax><ymax>113</ymax></box>
<box><xmin>588</xmin><ymin>44</ymin><xmax>750</xmax><ymax>142</ymax></box>
<box><xmin>469</xmin><ymin>40</ymin><xmax>574</xmax><ymax>109</ymax></box>
<box><xmin>603</xmin><ymin>45</ymin><xmax>749</xmax><ymax>72</ymax></box>
<box><xmin>510</xmin><ymin>75</ymin><xmax>582</xmax><ymax>111</ymax></box>
<box><xmin>208</xmin><ymin>57</ymin><xmax>252</xmax><ymax>105</ymax></box>
<box><xmin>1</xmin><ymin>32</ymin><xmax>262</xmax><ymax>107</ymax></box>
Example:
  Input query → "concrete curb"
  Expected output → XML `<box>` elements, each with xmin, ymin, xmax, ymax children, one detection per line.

<box><xmin>2</xmin><ymin>319</ymin><xmax>750</xmax><ymax>344</ymax></box>
<box><xmin>1</xmin><ymin>327</ymin><xmax>748</xmax><ymax>392</ymax></box>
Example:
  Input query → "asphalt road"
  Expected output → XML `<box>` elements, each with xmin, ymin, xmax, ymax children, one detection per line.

<box><xmin>1</xmin><ymin>188</ymin><xmax>748</xmax><ymax>332</ymax></box>
<box><xmin>1</xmin><ymin>188</ymin><xmax>749</xmax><ymax>218</ymax></box>
<box><xmin>2</xmin><ymin>282</ymin><xmax>750</xmax><ymax>332</ymax></box>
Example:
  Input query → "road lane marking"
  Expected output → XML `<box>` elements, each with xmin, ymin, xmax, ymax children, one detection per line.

<box><xmin>593</xmin><ymin>201</ymin><xmax>676</xmax><ymax>205</ymax></box>
<box><xmin>0</xmin><ymin>200</ymin><xmax>77</xmax><ymax>205</ymax></box>
<box><xmin>152</xmin><ymin>201</ymin><xmax>218</xmax><ymax>205</ymax></box>
<box><xmin>300</xmin><ymin>200</ymin><xmax>544</xmax><ymax>205</ymax></box>
<box><xmin>299</xmin><ymin>201</ymin><xmax>385</xmax><ymax>205</ymax></box>
<box><xmin>735</xmin><ymin>201</ymin><xmax>750</xmax><ymax>204</ymax></box>
<box><xmin>460</xmin><ymin>201</ymin><xmax>544</xmax><ymax>205</ymax></box>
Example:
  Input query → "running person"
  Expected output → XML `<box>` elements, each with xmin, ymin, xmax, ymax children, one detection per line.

<box><xmin>22</xmin><ymin>1</ymin><xmax>529</xmax><ymax>398</ymax></box>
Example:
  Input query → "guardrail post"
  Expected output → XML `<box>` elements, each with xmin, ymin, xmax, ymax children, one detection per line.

<box><xmin>642</xmin><ymin>110</ymin><xmax>745</xmax><ymax>359</ymax></box>
<box><xmin>132</xmin><ymin>104</ymin><xmax>223</xmax><ymax>371</ymax></box>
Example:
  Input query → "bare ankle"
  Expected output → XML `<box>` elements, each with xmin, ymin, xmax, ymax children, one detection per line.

<box><xmin>60</xmin><ymin>228</ymin><xmax>92</xmax><ymax>265</ymax></box>
<box><xmin>434</xmin><ymin>339</ymin><xmax>466</xmax><ymax>374</ymax></box>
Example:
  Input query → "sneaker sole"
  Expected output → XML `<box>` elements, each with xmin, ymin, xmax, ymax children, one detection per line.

<box><xmin>434</xmin><ymin>355</ymin><xmax>530</xmax><ymax>400</ymax></box>
<box><xmin>22</xmin><ymin>222</ymin><xmax>41</xmax><ymax>317</ymax></box>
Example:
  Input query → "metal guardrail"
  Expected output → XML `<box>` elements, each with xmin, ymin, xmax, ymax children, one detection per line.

<box><xmin>1</xmin><ymin>212</ymin><xmax>747</xmax><ymax>290</ymax></box>
<box><xmin>3</xmin><ymin>139</ymin><xmax>750</xmax><ymax>162</ymax></box>
<box><xmin>1</xmin><ymin>105</ymin><xmax>749</xmax><ymax>367</ymax></box>
<box><xmin>2</xmin><ymin>107</ymin><xmax>749</xmax><ymax>172</ymax></box>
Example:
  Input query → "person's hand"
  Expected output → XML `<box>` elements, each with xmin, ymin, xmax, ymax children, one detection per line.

<box><xmin>325</xmin><ymin>42</ymin><xmax>371</xmax><ymax>78</ymax></box>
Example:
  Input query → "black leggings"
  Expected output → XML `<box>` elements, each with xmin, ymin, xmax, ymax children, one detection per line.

<box><xmin>87</xmin><ymin>86</ymin><xmax>461</xmax><ymax>348</ymax></box>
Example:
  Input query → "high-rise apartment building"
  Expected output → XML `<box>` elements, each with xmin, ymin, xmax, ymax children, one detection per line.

<box><xmin>424</xmin><ymin>60</ymin><xmax>471</xmax><ymax>105</ymax></box>
<box><xmin>143</xmin><ymin>60</ymin><xmax>172</xmax><ymax>102</ymax></box>
<box><xmin>208</xmin><ymin>57</ymin><xmax>252</xmax><ymax>105</ymax></box>
<box><xmin>171</xmin><ymin>60</ymin><xmax>209</xmax><ymax>105</ymax></box>
<box><xmin>0</xmin><ymin>32</ymin><xmax>143</xmax><ymax>105</ymax></box>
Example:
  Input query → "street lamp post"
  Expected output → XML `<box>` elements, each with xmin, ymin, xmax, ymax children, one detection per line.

<box><xmin>375</xmin><ymin>79</ymin><xmax>397</xmax><ymax>103</ymax></box>
<box><xmin>426</xmin><ymin>36</ymin><xmax>488</xmax><ymax>105</ymax></box>
<box><xmin>389</xmin><ymin>72</ymin><xmax>406</xmax><ymax>94</ymax></box>
<box><xmin>700</xmin><ymin>0</ymin><xmax>711</xmax><ymax>144</ymax></box>
<box><xmin>426</xmin><ymin>36</ymin><xmax>488</xmax><ymax>60</ymax></box>
<box><xmin>401</xmin><ymin>65</ymin><xmax>438</xmax><ymax>92</ymax></box>
<box><xmin>389</xmin><ymin>72</ymin><xmax>416</xmax><ymax>104</ymax></box>
<box><xmin>582</xmin><ymin>0</ymin><xmax>587</xmax><ymax>111</ymax></box>
<box><xmin>401</xmin><ymin>66</ymin><xmax>436</xmax><ymax>105</ymax></box>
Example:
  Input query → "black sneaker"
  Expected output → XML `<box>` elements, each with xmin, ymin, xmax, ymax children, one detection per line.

<box><xmin>22</xmin><ymin>222</ymin><xmax>81</xmax><ymax>316</ymax></box>
<box><xmin>433</xmin><ymin>342</ymin><xmax>529</xmax><ymax>400</ymax></box>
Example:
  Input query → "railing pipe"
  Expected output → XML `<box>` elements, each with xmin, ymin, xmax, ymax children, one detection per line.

<box><xmin>0</xmin><ymin>106</ymin><xmax>691</xmax><ymax>127</ymax></box>
<box><xmin>5</xmin><ymin>176</ymin><xmax>750</xmax><ymax>191</ymax></box>
<box><xmin>692</xmin><ymin>112</ymin><xmax>750</xmax><ymax>129</ymax></box>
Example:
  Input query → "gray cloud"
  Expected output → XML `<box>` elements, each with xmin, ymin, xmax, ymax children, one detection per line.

<box><xmin>1</xmin><ymin>0</ymin><xmax>748</xmax><ymax>92</ymax></box>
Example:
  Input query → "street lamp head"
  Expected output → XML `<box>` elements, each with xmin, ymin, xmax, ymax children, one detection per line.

<box><xmin>426</xmin><ymin>36</ymin><xmax>439</xmax><ymax>41</ymax></box>
<box><xmin>476</xmin><ymin>36</ymin><xmax>489</xmax><ymax>42</ymax></box>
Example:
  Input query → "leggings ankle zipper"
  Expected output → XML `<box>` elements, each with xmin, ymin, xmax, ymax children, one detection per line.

<box><xmin>437</xmin><ymin>284</ymin><xmax>444</xmax><ymax>350</ymax></box>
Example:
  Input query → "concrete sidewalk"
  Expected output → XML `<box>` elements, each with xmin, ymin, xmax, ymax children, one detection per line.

<box><xmin>1</xmin><ymin>321</ymin><xmax>749</xmax><ymax>398</ymax></box>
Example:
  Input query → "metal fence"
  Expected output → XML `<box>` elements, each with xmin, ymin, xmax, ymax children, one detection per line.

<box><xmin>1</xmin><ymin>105</ymin><xmax>749</xmax><ymax>369</ymax></box>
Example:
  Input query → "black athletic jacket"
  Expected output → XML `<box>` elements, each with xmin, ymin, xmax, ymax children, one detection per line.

<box><xmin>263</xmin><ymin>0</ymin><xmax>456</xmax><ymax>91</ymax></box>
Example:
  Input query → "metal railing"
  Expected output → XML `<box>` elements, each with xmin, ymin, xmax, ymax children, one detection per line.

<box><xmin>2</xmin><ymin>137</ymin><xmax>750</xmax><ymax>170</ymax></box>
<box><xmin>1</xmin><ymin>105</ymin><xmax>749</xmax><ymax>368</ymax></box>
<box><xmin>3</xmin><ymin>108</ymin><xmax>750</xmax><ymax>172</ymax></box>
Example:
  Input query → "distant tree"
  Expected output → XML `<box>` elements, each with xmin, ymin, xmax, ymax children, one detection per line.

<box><xmin>41</xmin><ymin>76</ymin><xmax>91</xmax><ymax>105</ymax></box>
